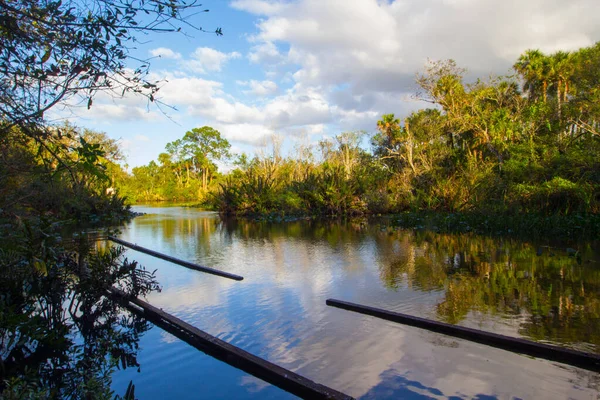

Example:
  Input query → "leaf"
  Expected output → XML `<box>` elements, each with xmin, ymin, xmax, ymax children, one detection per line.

<box><xmin>124</xmin><ymin>380</ymin><xmax>135</xmax><ymax>400</ymax></box>
<box><xmin>41</xmin><ymin>47</ymin><xmax>52</xmax><ymax>64</ymax></box>
<box><xmin>87</xmin><ymin>97</ymin><xmax>93</xmax><ymax>109</ymax></box>
<box><xmin>33</xmin><ymin>259</ymin><xmax>47</xmax><ymax>275</ymax></box>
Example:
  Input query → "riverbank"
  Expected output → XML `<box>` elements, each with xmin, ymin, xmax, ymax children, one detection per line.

<box><xmin>211</xmin><ymin>209</ymin><xmax>600</xmax><ymax>241</ymax></box>
<box><xmin>131</xmin><ymin>199</ymin><xmax>600</xmax><ymax>240</ymax></box>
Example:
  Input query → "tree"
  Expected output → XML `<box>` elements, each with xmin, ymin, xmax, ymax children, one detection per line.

<box><xmin>334</xmin><ymin>131</ymin><xmax>364</xmax><ymax>179</ymax></box>
<box><xmin>404</xmin><ymin>108</ymin><xmax>446</xmax><ymax>171</ymax></box>
<box><xmin>569</xmin><ymin>43</ymin><xmax>600</xmax><ymax>137</ymax></box>
<box><xmin>165</xmin><ymin>139</ymin><xmax>186</xmax><ymax>187</ymax></box>
<box><xmin>373</xmin><ymin>113</ymin><xmax>402</xmax><ymax>170</ymax></box>
<box><xmin>373</xmin><ymin>115</ymin><xmax>418</xmax><ymax>173</ymax></box>
<box><xmin>376</xmin><ymin>113</ymin><xmax>401</xmax><ymax>143</ymax></box>
<box><xmin>182</xmin><ymin>126</ymin><xmax>231</xmax><ymax>191</ymax></box>
<box><xmin>513</xmin><ymin>49</ymin><xmax>550</xmax><ymax>103</ymax></box>
<box><xmin>417</xmin><ymin>60</ymin><xmax>524</xmax><ymax>164</ymax></box>
<box><xmin>0</xmin><ymin>0</ymin><xmax>221</xmax><ymax>139</ymax></box>
<box><xmin>549</xmin><ymin>51</ymin><xmax>574</xmax><ymax>123</ymax></box>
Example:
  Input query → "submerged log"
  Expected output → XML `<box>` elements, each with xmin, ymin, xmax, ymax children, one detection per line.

<box><xmin>326</xmin><ymin>298</ymin><xmax>600</xmax><ymax>373</ymax></box>
<box><xmin>107</xmin><ymin>236</ymin><xmax>243</xmax><ymax>281</ymax></box>
<box><xmin>109</xmin><ymin>288</ymin><xmax>353</xmax><ymax>400</ymax></box>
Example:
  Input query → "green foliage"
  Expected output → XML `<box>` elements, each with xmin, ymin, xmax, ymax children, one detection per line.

<box><xmin>513</xmin><ymin>177</ymin><xmax>592</xmax><ymax>214</ymax></box>
<box><xmin>0</xmin><ymin>124</ymin><xmax>134</xmax><ymax>224</ymax></box>
<box><xmin>0</xmin><ymin>123</ymin><xmax>153</xmax><ymax>398</ymax></box>
<box><xmin>210</xmin><ymin>135</ymin><xmax>369</xmax><ymax>217</ymax></box>
<box><xmin>118</xmin><ymin>127</ymin><xmax>231</xmax><ymax>203</ymax></box>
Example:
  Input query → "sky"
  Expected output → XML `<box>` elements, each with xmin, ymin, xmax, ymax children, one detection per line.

<box><xmin>62</xmin><ymin>0</ymin><xmax>600</xmax><ymax>168</ymax></box>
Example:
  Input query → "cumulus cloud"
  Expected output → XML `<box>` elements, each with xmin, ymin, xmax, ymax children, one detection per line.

<box><xmin>138</xmin><ymin>71</ymin><xmax>342</xmax><ymax>144</ymax></box>
<box><xmin>250</xmin><ymin>0</ymin><xmax>599</xmax><ymax>83</ymax></box>
<box><xmin>76</xmin><ymin>93</ymin><xmax>161</xmax><ymax>122</ymax></box>
<box><xmin>213</xmin><ymin>123</ymin><xmax>277</xmax><ymax>145</ymax></box>
<box><xmin>234</xmin><ymin>0</ymin><xmax>600</xmax><ymax>123</ymax></box>
<box><xmin>237</xmin><ymin>79</ymin><xmax>279</xmax><ymax>96</ymax></box>
<box><xmin>84</xmin><ymin>104</ymin><xmax>159</xmax><ymax>122</ymax></box>
<box><xmin>152</xmin><ymin>70</ymin><xmax>330</xmax><ymax>128</ymax></box>
<box><xmin>181</xmin><ymin>0</ymin><xmax>596</xmax><ymax>147</ymax></box>
<box><xmin>149</xmin><ymin>47</ymin><xmax>182</xmax><ymax>59</ymax></box>
<box><xmin>248</xmin><ymin>41</ymin><xmax>284</xmax><ymax>65</ymax></box>
<box><xmin>153</xmin><ymin>74</ymin><xmax>224</xmax><ymax>107</ymax></box>
<box><xmin>183</xmin><ymin>47</ymin><xmax>241</xmax><ymax>73</ymax></box>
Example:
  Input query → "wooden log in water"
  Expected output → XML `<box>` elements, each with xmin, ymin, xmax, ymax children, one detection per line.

<box><xmin>107</xmin><ymin>236</ymin><xmax>243</xmax><ymax>281</ymax></box>
<box><xmin>326</xmin><ymin>298</ymin><xmax>600</xmax><ymax>373</ymax></box>
<box><xmin>109</xmin><ymin>289</ymin><xmax>353</xmax><ymax>400</ymax></box>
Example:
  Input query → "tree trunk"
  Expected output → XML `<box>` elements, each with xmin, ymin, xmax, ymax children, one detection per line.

<box><xmin>186</xmin><ymin>164</ymin><xmax>190</xmax><ymax>187</ymax></box>
<box><xmin>175</xmin><ymin>169</ymin><xmax>182</xmax><ymax>187</ymax></box>
<box><xmin>557</xmin><ymin>79</ymin><xmax>562</xmax><ymax>122</ymax></box>
<box><xmin>405</xmin><ymin>120</ymin><xmax>416</xmax><ymax>174</ymax></box>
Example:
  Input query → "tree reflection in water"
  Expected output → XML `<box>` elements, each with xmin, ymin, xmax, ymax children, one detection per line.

<box><xmin>219</xmin><ymin>217</ymin><xmax>600</xmax><ymax>353</ymax></box>
<box><xmin>1</xmin><ymin>230</ymin><xmax>159</xmax><ymax>398</ymax></box>
<box><xmin>376</xmin><ymin>230</ymin><xmax>600</xmax><ymax>352</ymax></box>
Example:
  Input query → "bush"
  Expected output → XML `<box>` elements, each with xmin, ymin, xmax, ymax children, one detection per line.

<box><xmin>512</xmin><ymin>177</ymin><xmax>594</xmax><ymax>214</ymax></box>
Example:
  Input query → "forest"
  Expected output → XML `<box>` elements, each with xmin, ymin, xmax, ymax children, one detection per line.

<box><xmin>115</xmin><ymin>43</ymin><xmax>600</xmax><ymax>229</ymax></box>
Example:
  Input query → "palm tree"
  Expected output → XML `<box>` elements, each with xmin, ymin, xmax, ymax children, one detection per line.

<box><xmin>549</xmin><ymin>51</ymin><xmax>572</xmax><ymax>121</ymax></box>
<box><xmin>376</xmin><ymin>113</ymin><xmax>401</xmax><ymax>143</ymax></box>
<box><xmin>513</xmin><ymin>49</ymin><xmax>549</xmax><ymax>102</ymax></box>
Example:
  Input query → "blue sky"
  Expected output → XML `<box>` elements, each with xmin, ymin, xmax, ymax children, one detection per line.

<box><xmin>62</xmin><ymin>0</ymin><xmax>600</xmax><ymax>168</ymax></box>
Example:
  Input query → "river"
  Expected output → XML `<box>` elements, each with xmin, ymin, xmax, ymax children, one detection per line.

<box><xmin>110</xmin><ymin>205</ymin><xmax>600</xmax><ymax>399</ymax></box>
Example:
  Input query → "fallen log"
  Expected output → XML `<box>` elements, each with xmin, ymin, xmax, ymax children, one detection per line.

<box><xmin>109</xmin><ymin>288</ymin><xmax>353</xmax><ymax>400</ymax></box>
<box><xmin>326</xmin><ymin>298</ymin><xmax>600</xmax><ymax>373</ymax></box>
<box><xmin>108</xmin><ymin>236</ymin><xmax>243</xmax><ymax>281</ymax></box>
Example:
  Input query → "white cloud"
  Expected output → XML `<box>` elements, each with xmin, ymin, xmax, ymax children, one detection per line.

<box><xmin>153</xmin><ymin>74</ymin><xmax>224</xmax><ymax>107</ymax></box>
<box><xmin>193</xmin><ymin>0</ymin><xmax>598</xmax><ymax>149</ymax></box>
<box><xmin>254</xmin><ymin>0</ymin><xmax>599</xmax><ymax>78</ymax></box>
<box><xmin>241</xmin><ymin>0</ymin><xmax>600</xmax><ymax>106</ymax></box>
<box><xmin>80</xmin><ymin>102</ymin><xmax>160</xmax><ymax>123</ymax></box>
<box><xmin>183</xmin><ymin>47</ymin><xmax>241</xmax><ymax>73</ymax></box>
<box><xmin>262</xmin><ymin>85</ymin><xmax>333</xmax><ymax>128</ymax></box>
<box><xmin>152</xmin><ymin>70</ymin><xmax>332</xmax><ymax>128</ymax></box>
<box><xmin>213</xmin><ymin>123</ymin><xmax>276</xmax><ymax>145</ymax></box>
<box><xmin>248</xmin><ymin>41</ymin><xmax>284</xmax><ymax>65</ymax></box>
<box><xmin>139</xmin><ymin>71</ymin><xmax>341</xmax><ymax>144</ymax></box>
<box><xmin>149</xmin><ymin>47</ymin><xmax>182</xmax><ymax>59</ymax></box>
<box><xmin>237</xmin><ymin>79</ymin><xmax>278</xmax><ymax>96</ymax></box>
<box><xmin>230</xmin><ymin>0</ymin><xmax>287</xmax><ymax>16</ymax></box>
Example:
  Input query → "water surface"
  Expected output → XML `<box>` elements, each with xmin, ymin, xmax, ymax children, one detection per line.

<box><xmin>111</xmin><ymin>205</ymin><xmax>600</xmax><ymax>399</ymax></box>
